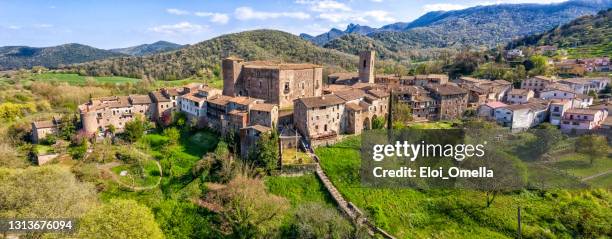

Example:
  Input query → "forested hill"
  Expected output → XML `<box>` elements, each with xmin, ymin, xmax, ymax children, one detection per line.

<box><xmin>323</xmin><ymin>34</ymin><xmax>403</xmax><ymax>61</ymax></box>
<box><xmin>0</xmin><ymin>43</ymin><xmax>126</xmax><ymax>70</ymax></box>
<box><xmin>109</xmin><ymin>41</ymin><xmax>185</xmax><ymax>56</ymax></box>
<box><xmin>306</xmin><ymin>0</ymin><xmax>611</xmax><ymax>52</ymax></box>
<box><xmin>68</xmin><ymin>30</ymin><xmax>360</xmax><ymax>80</ymax></box>
<box><xmin>508</xmin><ymin>8</ymin><xmax>611</xmax><ymax>57</ymax></box>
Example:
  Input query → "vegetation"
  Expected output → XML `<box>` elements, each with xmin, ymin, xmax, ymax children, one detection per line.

<box><xmin>78</xmin><ymin>199</ymin><xmax>164</xmax><ymax>239</ymax></box>
<box><xmin>0</xmin><ymin>43</ymin><xmax>126</xmax><ymax>70</ymax></box>
<box><xmin>316</xmin><ymin>136</ymin><xmax>611</xmax><ymax>238</ymax></box>
<box><xmin>509</xmin><ymin>9</ymin><xmax>612</xmax><ymax>58</ymax></box>
<box><xmin>68</xmin><ymin>30</ymin><xmax>362</xmax><ymax>80</ymax></box>
<box><xmin>110</xmin><ymin>40</ymin><xmax>184</xmax><ymax>56</ymax></box>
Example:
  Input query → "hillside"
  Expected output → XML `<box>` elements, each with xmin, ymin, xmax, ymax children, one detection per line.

<box><xmin>305</xmin><ymin>0</ymin><xmax>611</xmax><ymax>51</ymax></box>
<box><xmin>69</xmin><ymin>30</ymin><xmax>360</xmax><ymax>80</ymax></box>
<box><xmin>508</xmin><ymin>8</ymin><xmax>611</xmax><ymax>57</ymax></box>
<box><xmin>323</xmin><ymin>34</ymin><xmax>402</xmax><ymax>61</ymax></box>
<box><xmin>110</xmin><ymin>41</ymin><xmax>185</xmax><ymax>56</ymax></box>
<box><xmin>0</xmin><ymin>43</ymin><xmax>126</xmax><ymax>70</ymax></box>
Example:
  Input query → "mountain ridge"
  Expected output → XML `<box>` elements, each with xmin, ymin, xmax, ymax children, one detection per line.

<box><xmin>0</xmin><ymin>43</ymin><xmax>127</xmax><ymax>70</ymax></box>
<box><xmin>110</xmin><ymin>41</ymin><xmax>185</xmax><ymax>56</ymax></box>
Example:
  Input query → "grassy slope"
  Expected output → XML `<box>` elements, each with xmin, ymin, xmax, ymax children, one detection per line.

<box><xmin>35</xmin><ymin>72</ymin><xmax>139</xmax><ymax>85</ymax></box>
<box><xmin>315</xmin><ymin>136</ymin><xmax>611</xmax><ymax>238</ymax></box>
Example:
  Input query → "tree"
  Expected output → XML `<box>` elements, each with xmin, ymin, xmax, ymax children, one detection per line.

<box><xmin>208</xmin><ymin>175</ymin><xmax>289</xmax><ymax>238</ymax></box>
<box><xmin>249</xmin><ymin>131</ymin><xmax>279</xmax><ymax>173</ymax></box>
<box><xmin>164</xmin><ymin>127</ymin><xmax>180</xmax><ymax>146</ymax></box>
<box><xmin>575</xmin><ymin>134</ymin><xmax>608</xmax><ymax>165</ymax></box>
<box><xmin>58</xmin><ymin>114</ymin><xmax>78</xmax><ymax>140</ymax></box>
<box><xmin>153</xmin><ymin>200</ymin><xmax>217</xmax><ymax>239</ymax></box>
<box><xmin>372</xmin><ymin>117</ymin><xmax>385</xmax><ymax>129</ymax></box>
<box><xmin>124</xmin><ymin>115</ymin><xmax>150</xmax><ymax>142</ymax></box>
<box><xmin>0</xmin><ymin>166</ymin><xmax>97</xmax><ymax>218</ymax></box>
<box><xmin>285</xmin><ymin>203</ymin><xmax>353</xmax><ymax>239</ymax></box>
<box><xmin>78</xmin><ymin>199</ymin><xmax>164</xmax><ymax>239</ymax></box>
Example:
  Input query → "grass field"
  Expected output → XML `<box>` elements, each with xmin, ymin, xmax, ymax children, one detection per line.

<box><xmin>34</xmin><ymin>73</ymin><xmax>140</xmax><ymax>85</ymax></box>
<box><xmin>281</xmin><ymin>149</ymin><xmax>313</xmax><ymax>165</ymax></box>
<box><xmin>407</xmin><ymin>121</ymin><xmax>456</xmax><ymax>129</ymax></box>
<box><xmin>315</xmin><ymin>136</ymin><xmax>612</xmax><ymax>238</ymax></box>
<box><xmin>111</xmin><ymin>160</ymin><xmax>161</xmax><ymax>187</ymax></box>
<box><xmin>266</xmin><ymin>173</ymin><xmax>334</xmax><ymax>207</ymax></box>
<box><xmin>565</xmin><ymin>42</ymin><xmax>612</xmax><ymax>58</ymax></box>
<box><xmin>550</xmin><ymin>153</ymin><xmax>611</xmax><ymax>179</ymax></box>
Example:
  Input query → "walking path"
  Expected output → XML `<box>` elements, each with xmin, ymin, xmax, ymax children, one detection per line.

<box><xmin>582</xmin><ymin>169</ymin><xmax>612</xmax><ymax>181</ymax></box>
<box><xmin>304</xmin><ymin>146</ymin><xmax>396</xmax><ymax>239</ymax></box>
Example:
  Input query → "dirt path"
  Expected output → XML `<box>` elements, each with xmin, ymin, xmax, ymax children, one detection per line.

<box><xmin>97</xmin><ymin>160</ymin><xmax>163</xmax><ymax>191</ymax></box>
<box><xmin>582</xmin><ymin>169</ymin><xmax>612</xmax><ymax>181</ymax></box>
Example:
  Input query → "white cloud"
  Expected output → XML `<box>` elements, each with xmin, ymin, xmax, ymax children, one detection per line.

<box><xmin>371</xmin><ymin>0</ymin><xmax>383</xmax><ymax>2</ymax></box>
<box><xmin>149</xmin><ymin>22</ymin><xmax>207</xmax><ymax>34</ymax></box>
<box><xmin>7</xmin><ymin>25</ymin><xmax>21</xmax><ymax>30</ymax></box>
<box><xmin>34</xmin><ymin>24</ymin><xmax>53</xmax><ymax>28</ymax></box>
<box><xmin>422</xmin><ymin>3</ymin><xmax>467</xmax><ymax>12</ymax></box>
<box><xmin>317</xmin><ymin>9</ymin><xmax>395</xmax><ymax>23</ymax></box>
<box><xmin>296</xmin><ymin>0</ymin><xmax>351</xmax><ymax>12</ymax></box>
<box><xmin>234</xmin><ymin>7</ymin><xmax>310</xmax><ymax>20</ymax></box>
<box><xmin>166</xmin><ymin>8</ymin><xmax>190</xmax><ymax>15</ymax></box>
<box><xmin>195</xmin><ymin>12</ymin><xmax>230</xmax><ymax>24</ymax></box>
<box><xmin>364</xmin><ymin>10</ymin><xmax>395</xmax><ymax>22</ymax></box>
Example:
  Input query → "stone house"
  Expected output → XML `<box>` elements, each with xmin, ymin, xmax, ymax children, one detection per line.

<box><xmin>427</xmin><ymin>84</ymin><xmax>468</xmax><ymax>120</ymax></box>
<box><xmin>31</xmin><ymin>116</ymin><xmax>61</xmax><ymax>143</ymax></box>
<box><xmin>558</xmin><ymin>77</ymin><xmax>609</xmax><ymax>95</ymax></box>
<box><xmin>506</xmin><ymin>89</ymin><xmax>534</xmax><ymax>104</ymax></box>
<box><xmin>521</xmin><ymin>76</ymin><xmax>556</xmax><ymax>93</ymax></box>
<box><xmin>414</xmin><ymin>74</ymin><xmax>449</xmax><ymax>86</ymax></box>
<box><xmin>294</xmin><ymin>94</ymin><xmax>346</xmax><ymax>142</ymax></box>
<box><xmin>560</xmin><ymin>108</ymin><xmax>608</xmax><ymax>133</ymax></box>
<box><xmin>549</xmin><ymin>99</ymin><xmax>573</xmax><ymax>125</ymax></box>
<box><xmin>494</xmin><ymin>100</ymin><xmax>549</xmax><ymax>130</ymax></box>
<box><xmin>396</xmin><ymin>86</ymin><xmax>435</xmax><ymax>121</ymax></box>
<box><xmin>80</xmin><ymin>96</ymin><xmax>141</xmax><ymax>134</ymax></box>
<box><xmin>539</xmin><ymin>87</ymin><xmax>593</xmax><ymax>108</ymax></box>
<box><xmin>239</xmin><ymin>124</ymin><xmax>272</xmax><ymax>159</ymax></box>
<box><xmin>249</xmin><ymin>103</ymin><xmax>279</xmax><ymax>128</ymax></box>
<box><xmin>178</xmin><ymin>86</ymin><xmax>222</xmax><ymax>126</ymax></box>
<box><xmin>478</xmin><ymin>101</ymin><xmax>507</xmax><ymax>120</ymax></box>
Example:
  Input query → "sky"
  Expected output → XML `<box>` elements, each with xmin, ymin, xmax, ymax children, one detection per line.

<box><xmin>0</xmin><ymin>0</ymin><xmax>569</xmax><ymax>49</ymax></box>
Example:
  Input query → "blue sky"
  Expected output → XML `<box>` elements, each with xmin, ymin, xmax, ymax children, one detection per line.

<box><xmin>0</xmin><ymin>0</ymin><xmax>567</xmax><ymax>49</ymax></box>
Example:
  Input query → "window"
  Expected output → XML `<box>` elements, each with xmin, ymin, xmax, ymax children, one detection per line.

<box><xmin>363</xmin><ymin>60</ymin><xmax>367</xmax><ymax>68</ymax></box>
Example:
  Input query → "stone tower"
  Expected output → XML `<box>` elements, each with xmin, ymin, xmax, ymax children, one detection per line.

<box><xmin>222</xmin><ymin>57</ymin><xmax>244</xmax><ymax>96</ymax></box>
<box><xmin>358</xmin><ymin>50</ymin><xmax>375</xmax><ymax>83</ymax></box>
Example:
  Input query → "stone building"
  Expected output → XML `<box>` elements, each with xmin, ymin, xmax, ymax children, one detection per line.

<box><xmin>249</xmin><ymin>103</ymin><xmax>279</xmax><ymax>128</ymax></box>
<box><xmin>293</xmin><ymin>88</ymin><xmax>389</xmax><ymax>143</ymax></box>
<box><xmin>31</xmin><ymin>116</ymin><xmax>61</xmax><ymax>143</ymax></box>
<box><xmin>494</xmin><ymin>100</ymin><xmax>549</xmax><ymax>130</ymax></box>
<box><xmin>427</xmin><ymin>84</ymin><xmax>468</xmax><ymax>120</ymax></box>
<box><xmin>358</xmin><ymin>51</ymin><xmax>375</xmax><ymax>83</ymax></box>
<box><xmin>506</xmin><ymin>89</ymin><xmax>534</xmax><ymax>104</ymax></box>
<box><xmin>521</xmin><ymin>76</ymin><xmax>556</xmax><ymax>93</ymax></box>
<box><xmin>79</xmin><ymin>95</ymin><xmax>153</xmax><ymax>134</ymax></box>
<box><xmin>560</xmin><ymin>108</ymin><xmax>608</xmax><ymax>133</ymax></box>
<box><xmin>178</xmin><ymin>86</ymin><xmax>222</xmax><ymax>126</ymax></box>
<box><xmin>221</xmin><ymin>57</ymin><xmax>323</xmax><ymax>109</ymax></box>
<box><xmin>414</xmin><ymin>74</ymin><xmax>449</xmax><ymax>86</ymax></box>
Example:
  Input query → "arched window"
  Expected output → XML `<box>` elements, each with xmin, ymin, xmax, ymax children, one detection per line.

<box><xmin>363</xmin><ymin>60</ymin><xmax>367</xmax><ymax>68</ymax></box>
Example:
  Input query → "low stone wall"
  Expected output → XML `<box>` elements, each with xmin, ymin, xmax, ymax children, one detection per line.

<box><xmin>37</xmin><ymin>154</ymin><xmax>59</xmax><ymax>165</ymax></box>
<box><xmin>280</xmin><ymin>163</ymin><xmax>317</xmax><ymax>174</ymax></box>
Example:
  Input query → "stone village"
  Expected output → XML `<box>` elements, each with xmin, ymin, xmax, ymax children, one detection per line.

<box><xmin>32</xmin><ymin>51</ymin><xmax>611</xmax><ymax>161</ymax></box>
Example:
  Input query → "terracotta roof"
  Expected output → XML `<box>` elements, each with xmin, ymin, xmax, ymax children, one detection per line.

<box><xmin>533</xmin><ymin>76</ymin><xmax>555</xmax><ymax>82</ymax></box>
<box><xmin>32</xmin><ymin>120</ymin><xmax>56</xmax><ymax>129</ymax></box>
<box><xmin>228</xmin><ymin>96</ymin><xmax>260</xmax><ymax>106</ymax></box>
<box><xmin>367</xmin><ymin>89</ymin><xmax>389</xmax><ymax>98</ymax></box>
<box><xmin>297</xmin><ymin>94</ymin><xmax>345</xmax><ymax>108</ymax></box>
<box><xmin>207</xmin><ymin>95</ymin><xmax>232</xmax><ymax>106</ymax></box>
<box><xmin>328</xmin><ymin>72</ymin><xmax>358</xmax><ymax>80</ymax></box>
<box><xmin>90</xmin><ymin>96</ymin><xmax>131</xmax><ymax>110</ymax></box>
<box><xmin>249</xmin><ymin>124</ymin><xmax>272</xmax><ymax>133</ymax></box>
<box><xmin>323</xmin><ymin>84</ymin><xmax>352</xmax><ymax>93</ymax></box>
<box><xmin>345</xmin><ymin>102</ymin><xmax>363</xmax><ymax>111</ymax></box>
<box><xmin>181</xmin><ymin>92</ymin><xmax>207</xmax><ymax>103</ymax></box>
<box><xmin>508</xmin><ymin>89</ymin><xmax>532</xmax><ymax>95</ymax></box>
<box><xmin>151</xmin><ymin>91</ymin><xmax>171</xmax><ymax>102</ymax></box>
<box><xmin>431</xmin><ymin>85</ymin><xmax>467</xmax><ymax>96</ymax></box>
<box><xmin>228</xmin><ymin>109</ymin><xmax>248</xmax><ymax>116</ymax></box>
<box><xmin>129</xmin><ymin>94</ymin><xmax>152</xmax><ymax>105</ymax></box>
<box><xmin>484</xmin><ymin>101</ymin><xmax>507</xmax><ymax>108</ymax></box>
<box><xmin>566</xmin><ymin>108</ymin><xmax>604</xmax><ymax>115</ymax></box>
<box><xmin>250</xmin><ymin>103</ymin><xmax>277</xmax><ymax>112</ymax></box>
<box><xmin>335</xmin><ymin>89</ymin><xmax>367</xmax><ymax>101</ymax></box>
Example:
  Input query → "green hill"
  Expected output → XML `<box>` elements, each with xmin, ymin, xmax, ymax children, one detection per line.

<box><xmin>509</xmin><ymin>8</ymin><xmax>611</xmax><ymax>57</ymax></box>
<box><xmin>0</xmin><ymin>43</ymin><xmax>126</xmax><ymax>70</ymax></box>
<box><xmin>109</xmin><ymin>41</ymin><xmax>185</xmax><ymax>56</ymax></box>
<box><xmin>68</xmin><ymin>30</ymin><xmax>360</xmax><ymax>80</ymax></box>
<box><xmin>323</xmin><ymin>34</ymin><xmax>402</xmax><ymax>61</ymax></box>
